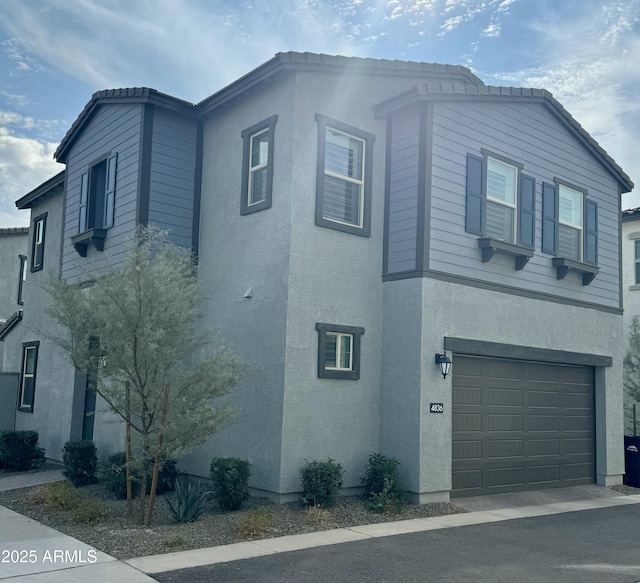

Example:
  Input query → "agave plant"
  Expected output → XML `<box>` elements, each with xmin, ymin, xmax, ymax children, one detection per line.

<box><xmin>166</xmin><ymin>478</ymin><xmax>213</xmax><ymax>523</ymax></box>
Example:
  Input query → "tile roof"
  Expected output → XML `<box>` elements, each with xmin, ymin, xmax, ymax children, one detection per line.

<box><xmin>0</xmin><ymin>227</ymin><xmax>29</xmax><ymax>236</ymax></box>
<box><xmin>0</xmin><ymin>311</ymin><xmax>22</xmax><ymax>341</ymax></box>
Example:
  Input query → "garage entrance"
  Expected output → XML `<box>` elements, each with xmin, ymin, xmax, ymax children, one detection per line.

<box><xmin>451</xmin><ymin>355</ymin><xmax>595</xmax><ymax>497</ymax></box>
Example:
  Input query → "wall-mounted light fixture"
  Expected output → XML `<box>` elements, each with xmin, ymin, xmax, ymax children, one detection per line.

<box><xmin>434</xmin><ymin>352</ymin><xmax>452</xmax><ymax>379</ymax></box>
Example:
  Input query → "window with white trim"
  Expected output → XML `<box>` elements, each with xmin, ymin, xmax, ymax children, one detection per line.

<box><xmin>315</xmin><ymin>114</ymin><xmax>374</xmax><ymax>237</ymax></box>
<box><xmin>241</xmin><ymin>115</ymin><xmax>277</xmax><ymax>215</ymax></box>
<box><xmin>485</xmin><ymin>157</ymin><xmax>518</xmax><ymax>243</ymax></box>
<box><xmin>635</xmin><ymin>240</ymin><xmax>640</xmax><ymax>285</ymax></box>
<box><xmin>31</xmin><ymin>213</ymin><xmax>47</xmax><ymax>272</ymax></box>
<box><xmin>558</xmin><ymin>184</ymin><xmax>583</xmax><ymax>262</ymax></box>
<box><xmin>17</xmin><ymin>255</ymin><xmax>27</xmax><ymax>305</ymax></box>
<box><xmin>19</xmin><ymin>341</ymin><xmax>39</xmax><ymax>413</ymax></box>
<box><xmin>316</xmin><ymin>323</ymin><xmax>364</xmax><ymax>380</ymax></box>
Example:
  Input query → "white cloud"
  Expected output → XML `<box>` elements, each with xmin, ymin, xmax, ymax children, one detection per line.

<box><xmin>0</xmin><ymin>128</ymin><xmax>61</xmax><ymax>228</ymax></box>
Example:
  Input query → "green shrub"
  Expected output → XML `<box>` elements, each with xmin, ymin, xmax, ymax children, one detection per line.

<box><xmin>234</xmin><ymin>507</ymin><xmax>273</xmax><ymax>539</ymax></box>
<box><xmin>43</xmin><ymin>481</ymin><xmax>81</xmax><ymax>510</ymax></box>
<box><xmin>300</xmin><ymin>458</ymin><xmax>344</xmax><ymax>508</ymax></box>
<box><xmin>63</xmin><ymin>440</ymin><xmax>98</xmax><ymax>486</ymax></box>
<box><xmin>164</xmin><ymin>536</ymin><xmax>186</xmax><ymax>551</ymax></box>
<box><xmin>166</xmin><ymin>478</ymin><xmax>212</xmax><ymax>523</ymax></box>
<box><xmin>71</xmin><ymin>497</ymin><xmax>106</xmax><ymax>524</ymax></box>
<box><xmin>210</xmin><ymin>458</ymin><xmax>251</xmax><ymax>511</ymax></box>
<box><xmin>361</xmin><ymin>453</ymin><xmax>403</xmax><ymax>511</ymax></box>
<box><xmin>104</xmin><ymin>452</ymin><xmax>140</xmax><ymax>499</ymax></box>
<box><xmin>104</xmin><ymin>452</ymin><xmax>179</xmax><ymax>498</ymax></box>
<box><xmin>0</xmin><ymin>430</ymin><xmax>45</xmax><ymax>471</ymax></box>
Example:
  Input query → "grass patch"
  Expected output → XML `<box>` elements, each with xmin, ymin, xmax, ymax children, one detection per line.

<box><xmin>234</xmin><ymin>507</ymin><xmax>273</xmax><ymax>539</ymax></box>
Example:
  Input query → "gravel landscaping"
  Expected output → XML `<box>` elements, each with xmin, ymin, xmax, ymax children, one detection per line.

<box><xmin>0</xmin><ymin>481</ymin><xmax>463</xmax><ymax>560</ymax></box>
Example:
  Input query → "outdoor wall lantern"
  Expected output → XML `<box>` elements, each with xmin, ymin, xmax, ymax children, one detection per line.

<box><xmin>434</xmin><ymin>352</ymin><xmax>452</xmax><ymax>379</ymax></box>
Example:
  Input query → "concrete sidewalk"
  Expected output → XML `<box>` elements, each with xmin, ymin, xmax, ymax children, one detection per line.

<box><xmin>1</xmin><ymin>469</ymin><xmax>640</xmax><ymax>581</ymax></box>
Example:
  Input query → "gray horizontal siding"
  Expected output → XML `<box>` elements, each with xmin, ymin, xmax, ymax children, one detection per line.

<box><xmin>386</xmin><ymin>106</ymin><xmax>420</xmax><ymax>274</ymax></box>
<box><xmin>428</xmin><ymin>100</ymin><xmax>621</xmax><ymax>308</ymax></box>
<box><xmin>62</xmin><ymin>103</ymin><xmax>142</xmax><ymax>280</ymax></box>
<box><xmin>148</xmin><ymin>109</ymin><xmax>198</xmax><ymax>249</ymax></box>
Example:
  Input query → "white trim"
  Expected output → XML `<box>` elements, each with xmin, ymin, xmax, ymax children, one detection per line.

<box><xmin>325</xmin><ymin>332</ymin><xmax>353</xmax><ymax>371</ymax></box>
<box><xmin>486</xmin><ymin>157</ymin><xmax>518</xmax><ymax>244</ymax></box>
<box><xmin>20</xmin><ymin>345</ymin><xmax>36</xmax><ymax>409</ymax></box>
<box><xmin>558</xmin><ymin>184</ymin><xmax>584</xmax><ymax>261</ymax></box>
<box><xmin>247</xmin><ymin>127</ymin><xmax>270</xmax><ymax>206</ymax></box>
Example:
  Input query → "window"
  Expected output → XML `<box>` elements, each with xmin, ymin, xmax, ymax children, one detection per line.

<box><xmin>316</xmin><ymin>323</ymin><xmax>364</xmax><ymax>380</ymax></box>
<box><xmin>558</xmin><ymin>184</ymin><xmax>583</xmax><ymax>261</ymax></box>
<box><xmin>31</xmin><ymin>213</ymin><xmax>47</xmax><ymax>272</ymax></box>
<box><xmin>241</xmin><ymin>115</ymin><xmax>277</xmax><ymax>215</ymax></box>
<box><xmin>315</xmin><ymin>114</ymin><xmax>374</xmax><ymax>237</ymax></box>
<box><xmin>466</xmin><ymin>151</ymin><xmax>534</xmax><ymax>250</ymax></box>
<box><xmin>79</xmin><ymin>153</ymin><xmax>117</xmax><ymax>233</ymax></box>
<box><xmin>635</xmin><ymin>241</ymin><xmax>640</xmax><ymax>285</ymax></box>
<box><xmin>17</xmin><ymin>255</ymin><xmax>27</xmax><ymax>305</ymax></box>
<box><xmin>19</xmin><ymin>341</ymin><xmax>39</xmax><ymax>412</ymax></box>
<box><xmin>542</xmin><ymin>179</ymin><xmax>598</xmax><ymax>284</ymax></box>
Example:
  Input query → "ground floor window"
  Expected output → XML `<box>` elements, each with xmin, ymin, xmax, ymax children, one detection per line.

<box><xmin>315</xmin><ymin>323</ymin><xmax>364</xmax><ymax>380</ymax></box>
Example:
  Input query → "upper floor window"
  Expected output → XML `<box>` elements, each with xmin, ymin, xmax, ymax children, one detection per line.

<box><xmin>19</xmin><ymin>341</ymin><xmax>39</xmax><ymax>413</ymax></box>
<box><xmin>31</xmin><ymin>213</ymin><xmax>47</xmax><ymax>272</ymax></box>
<box><xmin>17</xmin><ymin>255</ymin><xmax>27</xmax><ymax>305</ymax></box>
<box><xmin>635</xmin><ymin>240</ymin><xmax>640</xmax><ymax>285</ymax></box>
<box><xmin>466</xmin><ymin>151</ymin><xmax>534</xmax><ymax>250</ymax></box>
<box><xmin>558</xmin><ymin>184</ymin><xmax>584</xmax><ymax>262</ymax></box>
<box><xmin>79</xmin><ymin>153</ymin><xmax>117</xmax><ymax>233</ymax></box>
<box><xmin>315</xmin><ymin>114</ymin><xmax>374</xmax><ymax>237</ymax></box>
<box><xmin>240</xmin><ymin>115</ymin><xmax>277</xmax><ymax>215</ymax></box>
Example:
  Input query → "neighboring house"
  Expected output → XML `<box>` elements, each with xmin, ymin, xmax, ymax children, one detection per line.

<box><xmin>1</xmin><ymin>52</ymin><xmax>634</xmax><ymax>502</ymax></box>
<box><xmin>0</xmin><ymin>226</ymin><xmax>29</xmax><ymax>429</ymax></box>
<box><xmin>622</xmin><ymin>207</ymin><xmax>640</xmax><ymax>435</ymax></box>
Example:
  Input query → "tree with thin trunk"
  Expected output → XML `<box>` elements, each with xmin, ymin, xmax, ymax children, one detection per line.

<box><xmin>46</xmin><ymin>227</ymin><xmax>243</xmax><ymax>525</ymax></box>
<box><xmin>624</xmin><ymin>315</ymin><xmax>640</xmax><ymax>435</ymax></box>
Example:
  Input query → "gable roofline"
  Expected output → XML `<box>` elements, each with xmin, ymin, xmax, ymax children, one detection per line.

<box><xmin>0</xmin><ymin>227</ymin><xmax>29</xmax><ymax>236</ymax></box>
<box><xmin>375</xmin><ymin>82</ymin><xmax>634</xmax><ymax>193</ymax></box>
<box><xmin>15</xmin><ymin>170</ymin><xmax>65</xmax><ymax>210</ymax></box>
<box><xmin>622</xmin><ymin>207</ymin><xmax>640</xmax><ymax>222</ymax></box>
<box><xmin>0</xmin><ymin>311</ymin><xmax>22</xmax><ymax>341</ymax></box>
<box><xmin>55</xmin><ymin>88</ymin><xmax>196</xmax><ymax>162</ymax></box>
<box><xmin>196</xmin><ymin>51</ymin><xmax>484</xmax><ymax>117</ymax></box>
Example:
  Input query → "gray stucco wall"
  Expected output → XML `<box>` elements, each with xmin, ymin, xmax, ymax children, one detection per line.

<box><xmin>381</xmin><ymin>276</ymin><xmax>624</xmax><ymax>501</ymax></box>
<box><xmin>3</xmin><ymin>191</ymin><xmax>78</xmax><ymax>461</ymax></box>
<box><xmin>0</xmin><ymin>230</ymin><xmax>28</xmax><ymax>320</ymax></box>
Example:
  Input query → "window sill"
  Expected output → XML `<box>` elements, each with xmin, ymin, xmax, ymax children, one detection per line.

<box><xmin>71</xmin><ymin>228</ymin><xmax>108</xmax><ymax>257</ymax></box>
<box><xmin>477</xmin><ymin>238</ymin><xmax>534</xmax><ymax>270</ymax></box>
<box><xmin>551</xmin><ymin>257</ymin><xmax>599</xmax><ymax>285</ymax></box>
<box><xmin>629</xmin><ymin>284</ymin><xmax>640</xmax><ymax>291</ymax></box>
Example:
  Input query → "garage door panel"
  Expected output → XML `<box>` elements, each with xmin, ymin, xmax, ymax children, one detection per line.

<box><xmin>453</xmin><ymin>386</ymin><xmax>482</xmax><ymax>405</ymax></box>
<box><xmin>452</xmin><ymin>356</ymin><xmax>595</xmax><ymax>497</ymax></box>
<box><xmin>528</xmin><ymin>390</ymin><xmax>559</xmax><ymax>408</ymax></box>
<box><xmin>488</xmin><ymin>387</ymin><xmax>522</xmax><ymax>406</ymax></box>
<box><xmin>528</xmin><ymin>438</ymin><xmax>559</xmax><ymax>457</ymax></box>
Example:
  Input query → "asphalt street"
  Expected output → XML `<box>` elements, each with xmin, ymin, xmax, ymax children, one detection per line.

<box><xmin>152</xmin><ymin>504</ymin><xmax>640</xmax><ymax>583</ymax></box>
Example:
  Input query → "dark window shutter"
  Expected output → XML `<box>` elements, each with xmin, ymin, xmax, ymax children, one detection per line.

<box><xmin>104</xmin><ymin>153</ymin><xmax>117</xmax><ymax>228</ymax></box>
<box><xmin>518</xmin><ymin>174</ymin><xmax>535</xmax><ymax>249</ymax></box>
<box><xmin>465</xmin><ymin>154</ymin><xmax>484</xmax><ymax>235</ymax></box>
<box><xmin>585</xmin><ymin>199</ymin><xmax>598</xmax><ymax>265</ymax></box>
<box><xmin>79</xmin><ymin>172</ymin><xmax>89</xmax><ymax>232</ymax></box>
<box><xmin>542</xmin><ymin>182</ymin><xmax>557</xmax><ymax>255</ymax></box>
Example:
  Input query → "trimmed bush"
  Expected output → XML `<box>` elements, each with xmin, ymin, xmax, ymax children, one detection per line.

<box><xmin>360</xmin><ymin>453</ymin><xmax>403</xmax><ymax>512</ymax></box>
<box><xmin>210</xmin><ymin>458</ymin><xmax>251</xmax><ymax>511</ymax></box>
<box><xmin>104</xmin><ymin>452</ymin><xmax>140</xmax><ymax>499</ymax></box>
<box><xmin>300</xmin><ymin>458</ymin><xmax>343</xmax><ymax>508</ymax></box>
<box><xmin>0</xmin><ymin>430</ymin><xmax>45</xmax><ymax>471</ymax></box>
<box><xmin>42</xmin><ymin>481</ymin><xmax>81</xmax><ymax>510</ymax></box>
<box><xmin>104</xmin><ymin>452</ymin><xmax>179</xmax><ymax>499</ymax></box>
<box><xmin>166</xmin><ymin>478</ymin><xmax>212</xmax><ymax>523</ymax></box>
<box><xmin>63</xmin><ymin>440</ymin><xmax>98</xmax><ymax>486</ymax></box>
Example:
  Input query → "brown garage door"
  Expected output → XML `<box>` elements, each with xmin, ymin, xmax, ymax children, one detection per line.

<box><xmin>452</xmin><ymin>355</ymin><xmax>595</xmax><ymax>497</ymax></box>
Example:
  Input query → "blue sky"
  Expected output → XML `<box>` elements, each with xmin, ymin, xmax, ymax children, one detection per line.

<box><xmin>0</xmin><ymin>0</ymin><xmax>638</xmax><ymax>226</ymax></box>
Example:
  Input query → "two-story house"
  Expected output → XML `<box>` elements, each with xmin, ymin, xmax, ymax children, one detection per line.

<box><xmin>1</xmin><ymin>52</ymin><xmax>633</xmax><ymax>502</ymax></box>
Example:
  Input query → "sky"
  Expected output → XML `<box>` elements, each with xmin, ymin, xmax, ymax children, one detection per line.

<box><xmin>0</xmin><ymin>0</ymin><xmax>639</xmax><ymax>227</ymax></box>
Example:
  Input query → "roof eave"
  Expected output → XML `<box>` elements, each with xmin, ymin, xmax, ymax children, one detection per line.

<box><xmin>15</xmin><ymin>170</ymin><xmax>65</xmax><ymax>210</ymax></box>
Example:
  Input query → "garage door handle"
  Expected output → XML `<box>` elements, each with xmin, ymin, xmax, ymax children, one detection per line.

<box><xmin>627</xmin><ymin>445</ymin><xmax>638</xmax><ymax>452</ymax></box>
